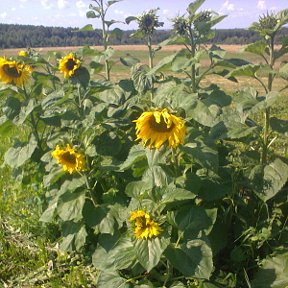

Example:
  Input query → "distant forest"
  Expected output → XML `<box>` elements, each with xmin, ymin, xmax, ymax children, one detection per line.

<box><xmin>0</xmin><ymin>23</ymin><xmax>287</xmax><ymax>49</ymax></box>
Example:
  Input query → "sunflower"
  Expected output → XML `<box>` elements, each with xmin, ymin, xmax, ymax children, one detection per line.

<box><xmin>18</xmin><ymin>50</ymin><xmax>27</xmax><ymax>57</ymax></box>
<box><xmin>133</xmin><ymin>108</ymin><xmax>186</xmax><ymax>149</ymax></box>
<box><xmin>0</xmin><ymin>57</ymin><xmax>32</xmax><ymax>86</ymax></box>
<box><xmin>129</xmin><ymin>210</ymin><xmax>162</xmax><ymax>239</ymax></box>
<box><xmin>51</xmin><ymin>144</ymin><xmax>86</xmax><ymax>174</ymax></box>
<box><xmin>58</xmin><ymin>53</ymin><xmax>81</xmax><ymax>78</ymax></box>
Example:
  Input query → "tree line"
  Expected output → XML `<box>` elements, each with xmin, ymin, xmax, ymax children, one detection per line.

<box><xmin>0</xmin><ymin>23</ymin><xmax>287</xmax><ymax>49</ymax></box>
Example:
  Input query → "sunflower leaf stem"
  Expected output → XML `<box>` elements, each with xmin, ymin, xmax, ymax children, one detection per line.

<box><xmin>22</xmin><ymin>85</ymin><xmax>43</xmax><ymax>152</ymax></box>
<box><xmin>163</xmin><ymin>261</ymin><xmax>173</xmax><ymax>287</ymax></box>
<box><xmin>175</xmin><ymin>231</ymin><xmax>184</xmax><ymax>248</ymax></box>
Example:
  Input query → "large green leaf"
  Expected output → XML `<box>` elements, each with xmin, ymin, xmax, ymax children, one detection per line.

<box><xmin>57</xmin><ymin>190</ymin><xmax>86</xmax><ymax>221</ymax></box>
<box><xmin>4</xmin><ymin>135</ymin><xmax>38</xmax><ymax>168</ymax></box>
<box><xmin>181</xmin><ymin>142</ymin><xmax>219</xmax><ymax>171</ymax></box>
<box><xmin>60</xmin><ymin>221</ymin><xmax>87</xmax><ymax>251</ymax></box>
<box><xmin>187</xmin><ymin>0</ymin><xmax>205</xmax><ymax>15</ymax></box>
<box><xmin>258</xmin><ymin>158</ymin><xmax>288</xmax><ymax>202</ymax></box>
<box><xmin>243</xmin><ymin>41</ymin><xmax>267</xmax><ymax>56</ymax></box>
<box><xmin>168</xmin><ymin>206</ymin><xmax>217</xmax><ymax>237</ymax></box>
<box><xmin>187</xmin><ymin>99</ymin><xmax>218</xmax><ymax>127</ymax></box>
<box><xmin>165</xmin><ymin>239</ymin><xmax>213</xmax><ymax>279</ymax></box>
<box><xmin>93</xmin><ymin>235</ymin><xmax>136</xmax><ymax>271</ymax></box>
<box><xmin>14</xmin><ymin>99</ymin><xmax>38</xmax><ymax>125</ymax></box>
<box><xmin>120</xmin><ymin>55</ymin><xmax>140</xmax><ymax>67</ymax></box>
<box><xmin>119</xmin><ymin>145</ymin><xmax>147</xmax><ymax>171</ymax></box>
<box><xmin>270</xmin><ymin>117</ymin><xmax>288</xmax><ymax>135</ymax></box>
<box><xmin>134</xmin><ymin>236</ymin><xmax>170</xmax><ymax>272</ymax></box>
<box><xmin>251</xmin><ymin>251</ymin><xmax>288</xmax><ymax>288</ymax></box>
<box><xmin>97</xmin><ymin>271</ymin><xmax>131</xmax><ymax>288</ymax></box>
<box><xmin>227</xmin><ymin>64</ymin><xmax>260</xmax><ymax>78</ymax></box>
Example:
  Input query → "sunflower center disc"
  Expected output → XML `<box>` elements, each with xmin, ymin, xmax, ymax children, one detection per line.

<box><xmin>3</xmin><ymin>64</ymin><xmax>21</xmax><ymax>78</ymax></box>
<box><xmin>149</xmin><ymin>116</ymin><xmax>174</xmax><ymax>132</ymax></box>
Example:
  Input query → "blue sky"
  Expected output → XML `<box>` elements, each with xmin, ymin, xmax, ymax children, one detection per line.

<box><xmin>0</xmin><ymin>0</ymin><xmax>287</xmax><ymax>29</ymax></box>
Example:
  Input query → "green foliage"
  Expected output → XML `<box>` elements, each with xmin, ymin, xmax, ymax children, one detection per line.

<box><xmin>0</xmin><ymin>0</ymin><xmax>288</xmax><ymax>287</ymax></box>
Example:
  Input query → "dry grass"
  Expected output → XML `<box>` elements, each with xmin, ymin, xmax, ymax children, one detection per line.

<box><xmin>1</xmin><ymin>44</ymin><xmax>247</xmax><ymax>55</ymax></box>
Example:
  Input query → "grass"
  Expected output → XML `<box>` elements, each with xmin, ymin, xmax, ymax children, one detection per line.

<box><xmin>0</xmin><ymin>44</ymin><xmax>288</xmax><ymax>287</ymax></box>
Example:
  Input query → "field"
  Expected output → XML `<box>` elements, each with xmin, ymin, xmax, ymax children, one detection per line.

<box><xmin>1</xmin><ymin>43</ymin><xmax>288</xmax><ymax>287</ymax></box>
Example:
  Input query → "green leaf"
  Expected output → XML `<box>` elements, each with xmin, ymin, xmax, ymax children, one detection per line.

<box><xmin>227</xmin><ymin>64</ymin><xmax>260</xmax><ymax>78</ymax></box>
<box><xmin>125</xmin><ymin>16</ymin><xmax>137</xmax><ymax>24</ymax></box>
<box><xmin>187</xmin><ymin>99</ymin><xmax>217</xmax><ymax>127</ymax></box>
<box><xmin>86</xmin><ymin>10</ymin><xmax>98</xmax><ymax>18</ymax></box>
<box><xmin>251</xmin><ymin>251</ymin><xmax>288</xmax><ymax>288</ymax></box>
<box><xmin>73</xmin><ymin>24</ymin><xmax>94</xmax><ymax>32</ymax></box>
<box><xmin>60</xmin><ymin>221</ymin><xmax>87</xmax><ymax>252</ymax></box>
<box><xmin>108</xmin><ymin>0</ymin><xmax>122</xmax><ymax>6</ymax></box>
<box><xmin>165</xmin><ymin>239</ymin><xmax>213</xmax><ymax>279</ymax></box>
<box><xmin>243</xmin><ymin>41</ymin><xmax>267</xmax><ymax>56</ymax></box>
<box><xmin>39</xmin><ymin>197</ymin><xmax>58</xmax><ymax>222</ymax></box>
<box><xmin>279</xmin><ymin>62</ymin><xmax>288</xmax><ymax>80</ymax></box>
<box><xmin>57</xmin><ymin>190</ymin><xmax>86</xmax><ymax>221</ymax></box>
<box><xmin>119</xmin><ymin>145</ymin><xmax>146</xmax><ymax>171</ymax></box>
<box><xmin>4</xmin><ymin>135</ymin><xmax>38</xmax><ymax>168</ymax></box>
<box><xmin>181</xmin><ymin>142</ymin><xmax>219</xmax><ymax>171</ymax></box>
<box><xmin>0</xmin><ymin>118</ymin><xmax>14</xmax><ymax>136</ymax></box>
<box><xmin>3</xmin><ymin>96</ymin><xmax>21</xmax><ymax>121</ymax></box>
<box><xmin>158</xmin><ymin>187</ymin><xmax>196</xmax><ymax>205</ymax></box>
<box><xmin>72</xmin><ymin>66</ymin><xmax>90</xmax><ymax>88</ymax></box>
<box><xmin>210</xmin><ymin>120</ymin><xmax>257</xmax><ymax>140</ymax></box>
<box><xmin>93</xmin><ymin>235</ymin><xmax>136</xmax><ymax>271</ymax></box>
<box><xmin>170</xmin><ymin>206</ymin><xmax>217</xmax><ymax>237</ymax></box>
<box><xmin>94</xmin><ymin>131</ymin><xmax>122</xmax><ymax>156</ymax></box>
<box><xmin>90</xmin><ymin>61</ymin><xmax>104</xmax><ymax>73</ymax></box>
<box><xmin>259</xmin><ymin>158</ymin><xmax>288</xmax><ymax>202</ymax></box>
<box><xmin>120</xmin><ymin>55</ymin><xmax>140</xmax><ymax>67</ymax></box>
<box><xmin>187</xmin><ymin>0</ymin><xmax>205</xmax><ymax>15</ymax></box>
<box><xmin>97</xmin><ymin>271</ymin><xmax>131</xmax><ymax>288</ymax></box>
<box><xmin>110</xmin><ymin>27</ymin><xmax>123</xmax><ymax>39</ymax></box>
<box><xmin>15</xmin><ymin>99</ymin><xmax>38</xmax><ymax>125</ymax></box>
<box><xmin>142</xmin><ymin>166</ymin><xmax>168</xmax><ymax>187</ymax></box>
<box><xmin>134</xmin><ymin>236</ymin><xmax>170</xmax><ymax>272</ymax></box>
<box><xmin>270</xmin><ymin>117</ymin><xmax>288</xmax><ymax>135</ymax></box>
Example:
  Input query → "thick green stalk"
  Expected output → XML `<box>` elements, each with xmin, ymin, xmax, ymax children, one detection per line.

<box><xmin>147</xmin><ymin>34</ymin><xmax>153</xmax><ymax>69</ymax></box>
<box><xmin>188</xmin><ymin>26</ymin><xmax>197</xmax><ymax>93</ymax></box>
<box><xmin>261</xmin><ymin>35</ymin><xmax>275</xmax><ymax>166</ymax></box>
<box><xmin>99</xmin><ymin>0</ymin><xmax>110</xmax><ymax>81</ymax></box>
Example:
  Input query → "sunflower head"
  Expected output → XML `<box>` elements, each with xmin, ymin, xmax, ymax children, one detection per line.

<box><xmin>0</xmin><ymin>57</ymin><xmax>32</xmax><ymax>86</ymax></box>
<box><xmin>172</xmin><ymin>16</ymin><xmax>188</xmax><ymax>36</ymax></box>
<box><xmin>51</xmin><ymin>144</ymin><xmax>86</xmax><ymax>174</ymax></box>
<box><xmin>133</xmin><ymin>108</ymin><xmax>186</xmax><ymax>149</ymax></box>
<box><xmin>18</xmin><ymin>50</ymin><xmax>28</xmax><ymax>57</ymax></box>
<box><xmin>58</xmin><ymin>53</ymin><xmax>81</xmax><ymax>78</ymax></box>
<box><xmin>129</xmin><ymin>210</ymin><xmax>162</xmax><ymax>239</ymax></box>
<box><xmin>137</xmin><ymin>9</ymin><xmax>164</xmax><ymax>35</ymax></box>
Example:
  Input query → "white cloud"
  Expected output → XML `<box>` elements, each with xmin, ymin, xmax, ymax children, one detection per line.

<box><xmin>76</xmin><ymin>0</ymin><xmax>86</xmax><ymax>9</ymax></box>
<box><xmin>257</xmin><ymin>0</ymin><xmax>266</xmax><ymax>10</ymax></box>
<box><xmin>19</xmin><ymin>0</ymin><xmax>27</xmax><ymax>2</ymax></box>
<box><xmin>163</xmin><ymin>9</ymin><xmax>169</xmax><ymax>15</ymax></box>
<box><xmin>222</xmin><ymin>0</ymin><xmax>235</xmax><ymax>11</ymax></box>
<box><xmin>41</xmin><ymin>0</ymin><xmax>53</xmax><ymax>9</ymax></box>
<box><xmin>0</xmin><ymin>12</ymin><xmax>7</xmax><ymax>19</ymax></box>
<box><xmin>114</xmin><ymin>9</ymin><xmax>124</xmax><ymax>15</ymax></box>
<box><xmin>57</xmin><ymin>0</ymin><xmax>68</xmax><ymax>9</ymax></box>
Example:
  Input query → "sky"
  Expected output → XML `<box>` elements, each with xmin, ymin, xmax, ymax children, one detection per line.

<box><xmin>0</xmin><ymin>0</ymin><xmax>287</xmax><ymax>30</ymax></box>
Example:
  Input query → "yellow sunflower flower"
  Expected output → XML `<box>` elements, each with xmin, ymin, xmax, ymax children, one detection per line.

<box><xmin>51</xmin><ymin>144</ymin><xmax>86</xmax><ymax>174</ymax></box>
<box><xmin>58</xmin><ymin>53</ymin><xmax>81</xmax><ymax>78</ymax></box>
<box><xmin>0</xmin><ymin>57</ymin><xmax>32</xmax><ymax>86</ymax></box>
<box><xmin>129</xmin><ymin>210</ymin><xmax>162</xmax><ymax>239</ymax></box>
<box><xmin>133</xmin><ymin>108</ymin><xmax>186</xmax><ymax>149</ymax></box>
<box><xmin>18</xmin><ymin>50</ymin><xmax>27</xmax><ymax>57</ymax></box>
